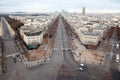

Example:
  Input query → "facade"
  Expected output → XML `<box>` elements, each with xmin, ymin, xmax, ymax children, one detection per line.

<box><xmin>80</xmin><ymin>30</ymin><xmax>100</xmax><ymax>45</ymax></box>
<box><xmin>93</xmin><ymin>24</ymin><xmax>106</xmax><ymax>40</ymax></box>
<box><xmin>23</xmin><ymin>31</ymin><xmax>43</xmax><ymax>45</ymax></box>
<box><xmin>71</xmin><ymin>24</ymin><xmax>103</xmax><ymax>45</ymax></box>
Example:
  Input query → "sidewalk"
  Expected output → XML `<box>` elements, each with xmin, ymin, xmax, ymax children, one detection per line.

<box><xmin>73</xmin><ymin>38</ymin><xmax>86</xmax><ymax>50</ymax></box>
<box><xmin>72</xmin><ymin>37</ymin><xmax>104</xmax><ymax>65</ymax></box>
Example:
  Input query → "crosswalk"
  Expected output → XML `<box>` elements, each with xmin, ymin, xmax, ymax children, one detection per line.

<box><xmin>5</xmin><ymin>53</ymin><xmax>20</xmax><ymax>58</ymax></box>
<box><xmin>53</xmin><ymin>48</ymin><xmax>72</xmax><ymax>50</ymax></box>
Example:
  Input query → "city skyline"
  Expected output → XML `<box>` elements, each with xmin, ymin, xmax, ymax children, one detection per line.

<box><xmin>0</xmin><ymin>1</ymin><xmax>120</xmax><ymax>79</ymax></box>
<box><xmin>0</xmin><ymin>0</ymin><xmax>120</xmax><ymax>13</ymax></box>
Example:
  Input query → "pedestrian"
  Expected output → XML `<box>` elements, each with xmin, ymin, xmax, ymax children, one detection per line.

<box><xmin>13</xmin><ymin>58</ymin><xmax>17</xmax><ymax>63</ymax></box>
<box><xmin>18</xmin><ymin>58</ymin><xmax>21</xmax><ymax>62</ymax></box>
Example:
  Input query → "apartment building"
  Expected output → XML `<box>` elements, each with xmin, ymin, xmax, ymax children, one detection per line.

<box><xmin>20</xmin><ymin>25</ymin><xmax>43</xmax><ymax>49</ymax></box>
<box><xmin>80</xmin><ymin>30</ymin><xmax>100</xmax><ymax>45</ymax></box>
<box><xmin>11</xmin><ymin>13</ymin><xmax>58</xmax><ymax>49</ymax></box>
<box><xmin>62</xmin><ymin>13</ymin><xmax>107</xmax><ymax>46</ymax></box>
<box><xmin>93</xmin><ymin>24</ymin><xmax>106</xmax><ymax>40</ymax></box>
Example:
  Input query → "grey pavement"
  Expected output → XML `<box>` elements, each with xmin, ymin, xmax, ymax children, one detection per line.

<box><xmin>73</xmin><ymin>38</ymin><xmax>86</xmax><ymax>50</ymax></box>
<box><xmin>1</xmin><ymin>15</ymin><xmax>117</xmax><ymax>80</ymax></box>
<box><xmin>1</xmin><ymin>17</ymin><xmax>19</xmax><ymax>57</ymax></box>
<box><xmin>104</xmin><ymin>30</ymin><xmax>120</xmax><ymax>80</ymax></box>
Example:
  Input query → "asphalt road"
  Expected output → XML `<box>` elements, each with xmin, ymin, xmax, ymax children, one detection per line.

<box><xmin>109</xmin><ymin>31</ymin><xmax>120</xmax><ymax>80</ymax></box>
<box><xmin>1</xmin><ymin>15</ymin><xmax>120</xmax><ymax>80</ymax></box>
<box><xmin>35</xmin><ymin>16</ymin><xmax>64</xmax><ymax>80</ymax></box>
<box><xmin>1</xmin><ymin>17</ymin><xmax>19</xmax><ymax>57</ymax></box>
<box><xmin>103</xmin><ymin>30</ymin><xmax>120</xmax><ymax>80</ymax></box>
<box><xmin>0</xmin><ymin>16</ymin><xmax>94</xmax><ymax>80</ymax></box>
<box><xmin>35</xmin><ymin>16</ymin><xmax>93</xmax><ymax>80</ymax></box>
<box><xmin>0</xmin><ymin>17</ymin><xmax>65</xmax><ymax>80</ymax></box>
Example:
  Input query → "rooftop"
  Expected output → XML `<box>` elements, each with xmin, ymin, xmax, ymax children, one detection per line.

<box><xmin>81</xmin><ymin>30</ymin><xmax>99</xmax><ymax>36</ymax></box>
<box><xmin>20</xmin><ymin>25</ymin><xmax>44</xmax><ymax>36</ymax></box>
<box><xmin>93</xmin><ymin>26</ymin><xmax>106</xmax><ymax>30</ymax></box>
<box><xmin>24</xmin><ymin>31</ymin><xmax>42</xmax><ymax>36</ymax></box>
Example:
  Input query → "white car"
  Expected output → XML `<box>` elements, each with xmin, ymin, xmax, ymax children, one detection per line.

<box><xmin>115</xmin><ymin>59</ymin><xmax>119</xmax><ymax>63</ymax></box>
<box><xmin>78</xmin><ymin>67</ymin><xmax>83</xmax><ymax>71</ymax></box>
<box><xmin>47</xmin><ymin>58</ymin><xmax>51</xmax><ymax>61</ymax></box>
<box><xmin>80</xmin><ymin>63</ymin><xmax>84</xmax><ymax>67</ymax></box>
<box><xmin>116</xmin><ymin>54</ymin><xmax>120</xmax><ymax>63</ymax></box>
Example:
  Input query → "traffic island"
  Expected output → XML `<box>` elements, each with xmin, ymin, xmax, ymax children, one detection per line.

<box><xmin>71</xmin><ymin>38</ymin><xmax>105</xmax><ymax>65</ymax></box>
<box><xmin>21</xmin><ymin>32</ymin><xmax>56</xmax><ymax>67</ymax></box>
<box><xmin>20</xmin><ymin>17</ymin><xmax>58</xmax><ymax>67</ymax></box>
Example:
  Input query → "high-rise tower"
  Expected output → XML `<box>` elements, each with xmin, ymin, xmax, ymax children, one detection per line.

<box><xmin>82</xmin><ymin>7</ymin><xmax>85</xmax><ymax>16</ymax></box>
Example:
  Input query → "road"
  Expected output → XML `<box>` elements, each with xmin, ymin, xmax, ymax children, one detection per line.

<box><xmin>35</xmin><ymin>16</ymin><xmax>93</xmax><ymax>80</ymax></box>
<box><xmin>1</xmin><ymin>17</ymin><xmax>19</xmax><ymax>57</ymax></box>
<box><xmin>109</xmin><ymin>31</ymin><xmax>120</xmax><ymax>80</ymax></box>
<box><xmin>35</xmin><ymin>16</ymin><xmax>64</xmax><ymax>80</ymax></box>
<box><xmin>103</xmin><ymin>29</ymin><xmax>120</xmax><ymax>80</ymax></box>
<box><xmin>2</xmin><ymin>15</ymin><xmax>118</xmax><ymax>80</ymax></box>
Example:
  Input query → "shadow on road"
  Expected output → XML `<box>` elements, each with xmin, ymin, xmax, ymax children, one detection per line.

<box><xmin>110</xmin><ymin>68</ymin><xmax>120</xmax><ymax>80</ymax></box>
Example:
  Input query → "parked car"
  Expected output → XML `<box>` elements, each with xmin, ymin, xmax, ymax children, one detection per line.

<box><xmin>78</xmin><ymin>67</ymin><xmax>83</xmax><ymax>72</ymax></box>
<box><xmin>80</xmin><ymin>63</ymin><xmax>84</xmax><ymax>67</ymax></box>
<box><xmin>116</xmin><ymin>54</ymin><xmax>120</xmax><ymax>63</ymax></box>
<box><xmin>13</xmin><ymin>58</ymin><xmax>17</xmax><ymax>63</ymax></box>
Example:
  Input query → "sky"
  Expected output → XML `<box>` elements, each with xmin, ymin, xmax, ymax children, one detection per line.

<box><xmin>0</xmin><ymin>0</ymin><xmax>120</xmax><ymax>13</ymax></box>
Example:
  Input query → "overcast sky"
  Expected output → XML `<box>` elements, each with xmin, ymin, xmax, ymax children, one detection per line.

<box><xmin>0</xmin><ymin>0</ymin><xmax>120</xmax><ymax>13</ymax></box>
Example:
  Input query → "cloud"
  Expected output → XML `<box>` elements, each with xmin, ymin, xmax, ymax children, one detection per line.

<box><xmin>0</xmin><ymin>0</ymin><xmax>120</xmax><ymax>13</ymax></box>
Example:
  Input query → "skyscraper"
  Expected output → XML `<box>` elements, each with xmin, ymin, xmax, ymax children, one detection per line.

<box><xmin>82</xmin><ymin>7</ymin><xmax>85</xmax><ymax>16</ymax></box>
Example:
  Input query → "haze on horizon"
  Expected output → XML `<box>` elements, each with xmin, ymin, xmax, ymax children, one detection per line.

<box><xmin>0</xmin><ymin>0</ymin><xmax>120</xmax><ymax>13</ymax></box>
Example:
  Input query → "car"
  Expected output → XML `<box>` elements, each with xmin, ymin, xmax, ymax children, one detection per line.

<box><xmin>16</xmin><ymin>54</ymin><xmax>20</xmax><ymax>57</ymax></box>
<box><xmin>47</xmin><ymin>58</ymin><xmax>51</xmax><ymax>61</ymax></box>
<box><xmin>2</xmin><ymin>67</ymin><xmax>6</xmax><ymax>73</ymax></box>
<box><xmin>18</xmin><ymin>58</ymin><xmax>21</xmax><ymax>62</ymax></box>
<box><xmin>80</xmin><ymin>63</ymin><xmax>84</xmax><ymax>67</ymax></box>
<box><xmin>13</xmin><ymin>58</ymin><xmax>17</xmax><ymax>63</ymax></box>
<box><xmin>78</xmin><ymin>67</ymin><xmax>83</xmax><ymax>71</ymax></box>
<box><xmin>115</xmin><ymin>59</ymin><xmax>119</xmax><ymax>63</ymax></box>
<box><xmin>116</xmin><ymin>44</ymin><xmax>119</xmax><ymax>49</ymax></box>
<box><xmin>115</xmin><ymin>54</ymin><xmax>120</xmax><ymax>63</ymax></box>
